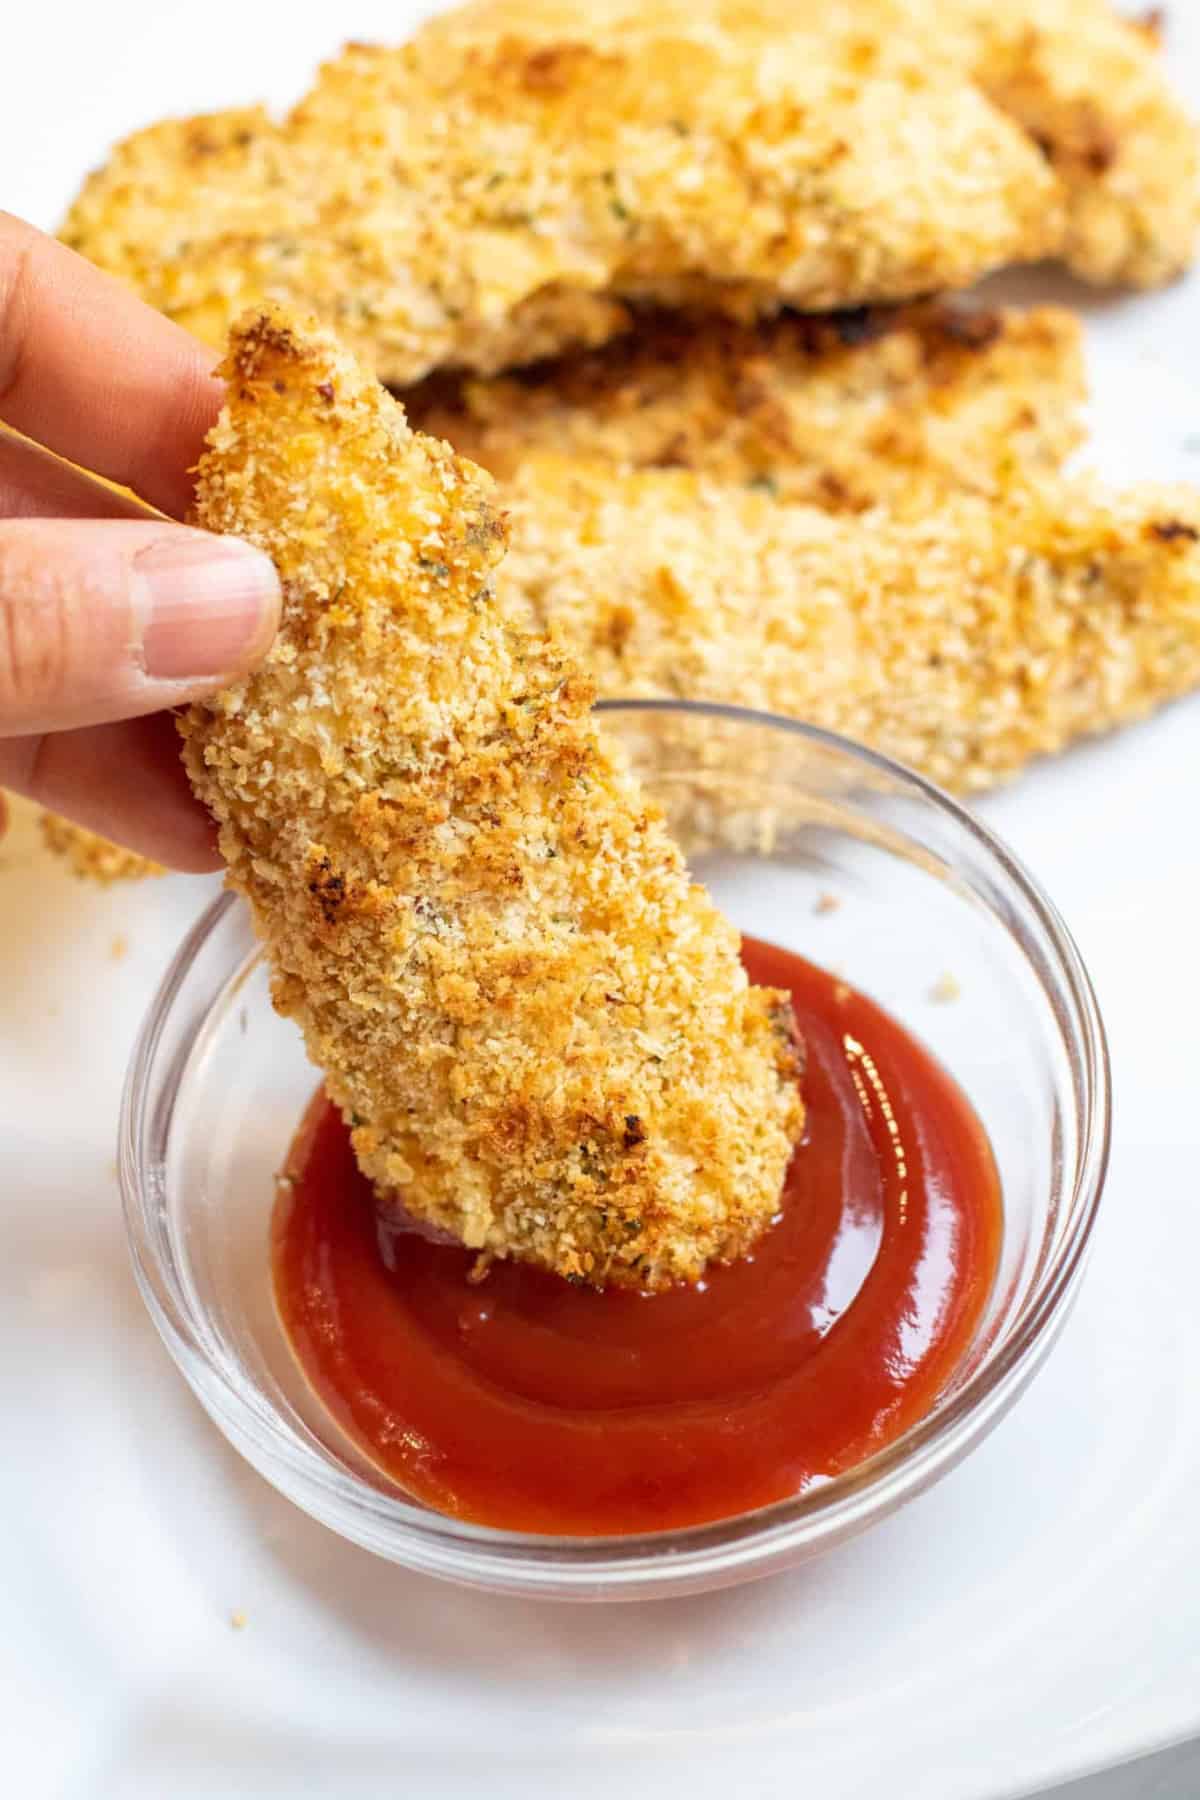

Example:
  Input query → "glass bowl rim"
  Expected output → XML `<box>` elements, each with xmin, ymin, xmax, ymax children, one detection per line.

<box><xmin>120</xmin><ymin>699</ymin><xmax>1111</xmax><ymax>1593</ymax></box>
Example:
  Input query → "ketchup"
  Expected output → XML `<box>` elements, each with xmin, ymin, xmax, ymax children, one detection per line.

<box><xmin>272</xmin><ymin>940</ymin><xmax>1001</xmax><ymax>1535</ymax></box>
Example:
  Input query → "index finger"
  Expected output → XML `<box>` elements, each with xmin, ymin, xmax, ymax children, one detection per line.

<box><xmin>0</xmin><ymin>211</ymin><xmax>222</xmax><ymax>519</ymax></box>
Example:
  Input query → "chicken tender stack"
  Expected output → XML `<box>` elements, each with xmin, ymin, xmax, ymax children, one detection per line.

<box><xmin>180</xmin><ymin>307</ymin><xmax>803</xmax><ymax>1290</ymax></box>
<box><xmin>45</xmin><ymin>0</ymin><xmax>1200</xmax><ymax>889</ymax></box>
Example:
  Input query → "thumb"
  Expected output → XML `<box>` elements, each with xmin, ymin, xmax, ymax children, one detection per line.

<box><xmin>0</xmin><ymin>517</ymin><xmax>279</xmax><ymax>736</ymax></box>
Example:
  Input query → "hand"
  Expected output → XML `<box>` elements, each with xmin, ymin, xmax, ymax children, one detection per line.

<box><xmin>0</xmin><ymin>212</ymin><xmax>280</xmax><ymax>870</ymax></box>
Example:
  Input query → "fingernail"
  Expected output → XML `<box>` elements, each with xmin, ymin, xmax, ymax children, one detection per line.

<box><xmin>137</xmin><ymin>534</ymin><xmax>280</xmax><ymax>681</ymax></box>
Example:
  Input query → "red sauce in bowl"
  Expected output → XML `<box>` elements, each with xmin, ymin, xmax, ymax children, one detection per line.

<box><xmin>272</xmin><ymin>940</ymin><xmax>1002</xmax><ymax>1535</ymax></box>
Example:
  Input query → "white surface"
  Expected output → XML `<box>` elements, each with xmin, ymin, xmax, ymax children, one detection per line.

<box><xmin>3</xmin><ymin>3</ymin><xmax>1200</xmax><ymax>1796</ymax></box>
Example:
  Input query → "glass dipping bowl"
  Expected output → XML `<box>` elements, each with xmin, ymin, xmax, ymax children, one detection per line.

<box><xmin>120</xmin><ymin>702</ymin><xmax>1110</xmax><ymax>1601</ymax></box>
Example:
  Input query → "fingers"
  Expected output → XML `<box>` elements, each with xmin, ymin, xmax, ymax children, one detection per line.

<box><xmin>0</xmin><ymin>212</ymin><xmax>222</xmax><ymax>518</ymax></box>
<box><xmin>0</xmin><ymin>215</ymin><xmax>248</xmax><ymax>872</ymax></box>
<box><xmin>0</xmin><ymin>711</ymin><xmax>221</xmax><ymax>872</ymax></box>
<box><xmin>0</xmin><ymin>427</ymin><xmax>155</xmax><ymax>523</ymax></box>
<box><xmin>0</xmin><ymin>516</ymin><xmax>279</xmax><ymax>736</ymax></box>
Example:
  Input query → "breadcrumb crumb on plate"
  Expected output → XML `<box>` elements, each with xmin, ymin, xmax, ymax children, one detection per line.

<box><xmin>37</xmin><ymin>815</ymin><xmax>163</xmax><ymax>884</ymax></box>
<box><xmin>181</xmin><ymin>305</ymin><xmax>804</xmax><ymax>1291</ymax></box>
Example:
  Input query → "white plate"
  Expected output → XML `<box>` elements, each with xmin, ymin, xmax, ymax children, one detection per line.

<box><xmin>3</xmin><ymin>5</ymin><xmax>1200</xmax><ymax>1796</ymax></box>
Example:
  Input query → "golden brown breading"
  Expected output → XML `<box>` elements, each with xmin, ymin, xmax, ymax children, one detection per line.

<box><xmin>38</xmin><ymin>814</ymin><xmax>163</xmax><ymax>883</ymax></box>
<box><xmin>181</xmin><ymin>307</ymin><xmax>803</xmax><ymax>1291</ymax></box>
<box><xmin>497</xmin><ymin>456</ymin><xmax>1200</xmax><ymax>794</ymax></box>
<box><xmin>61</xmin><ymin>15</ymin><xmax>1061</xmax><ymax>384</ymax></box>
<box><xmin>405</xmin><ymin>301</ymin><xmax>1086</xmax><ymax>510</ymax></box>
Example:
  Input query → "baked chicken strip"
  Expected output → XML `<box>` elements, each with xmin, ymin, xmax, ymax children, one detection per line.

<box><xmin>499</xmin><ymin>457</ymin><xmax>1200</xmax><ymax>795</ymax></box>
<box><xmin>405</xmin><ymin>301</ymin><xmax>1086</xmax><ymax>511</ymax></box>
<box><xmin>433</xmin><ymin>0</ymin><xmax>1200</xmax><ymax>290</ymax></box>
<box><xmin>179</xmin><ymin>307</ymin><xmax>803</xmax><ymax>1290</ymax></box>
<box><xmin>61</xmin><ymin>14</ymin><xmax>1059</xmax><ymax>384</ymax></box>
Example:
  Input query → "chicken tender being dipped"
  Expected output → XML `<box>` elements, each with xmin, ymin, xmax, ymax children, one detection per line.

<box><xmin>180</xmin><ymin>306</ymin><xmax>804</xmax><ymax>1291</ymax></box>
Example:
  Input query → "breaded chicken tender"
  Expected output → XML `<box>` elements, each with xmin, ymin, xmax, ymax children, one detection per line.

<box><xmin>497</xmin><ymin>457</ymin><xmax>1200</xmax><ymax>794</ymax></box>
<box><xmin>38</xmin><ymin>814</ymin><xmax>163</xmax><ymax>883</ymax></box>
<box><xmin>405</xmin><ymin>301</ymin><xmax>1086</xmax><ymax>511</ymax></box>
<box><xmin>180</xmin><ymin>307</ymin><xmax>804</xmax><ymax>1291</ymax></box>
<box><xmin>61</xmin><ymin>13</ymin><xmax>1060</xmax><ymax>384</ymax></box>
<box><xmin>433</xmin><ymin>0</ymin><xmax>1200</xmax><ymax>289</ymax></box>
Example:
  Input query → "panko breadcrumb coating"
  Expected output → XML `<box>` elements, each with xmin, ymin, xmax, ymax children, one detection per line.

<box><xmin>405</xmin><ymin>301</ymin><xmax>1086</xmax><ymax>510</ymax></box>
<box><xmin>60</xmin><ymin>10</ymin><xmax>1061</xmax><ymax>384</ymax></box>
<box><xmin>497</xmin><ymin>456</ymin><xmax>1200</xmax><ymax>794</ymax></box>
<box><xmin>38</xmin><ymin>814</ymin><xmax>163</xmax><ymax>883</ymax></box>
<box><xmin>180</xmin><ymin>307</ymin><xmax>804</xmax><ymax>1291</ymax></box>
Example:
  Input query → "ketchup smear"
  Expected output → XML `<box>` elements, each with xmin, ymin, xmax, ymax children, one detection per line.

<box><xmin>272</xmin><ymin>939</ymin><xmax>1002</xmax><ymax>1535</ymax></box>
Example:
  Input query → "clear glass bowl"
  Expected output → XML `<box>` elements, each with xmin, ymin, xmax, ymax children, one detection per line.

<box><xmin>120</xmin><ymin>702</ymin><xmax>1110</xmax><ymax>1601</ymax></box>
